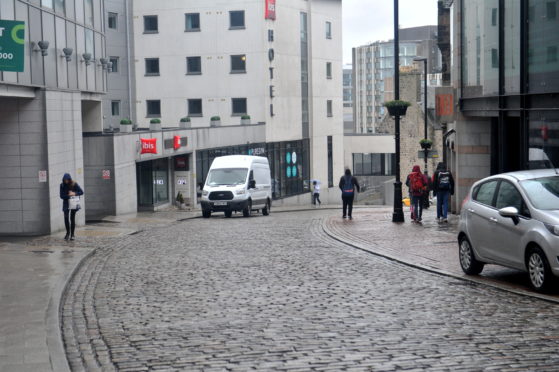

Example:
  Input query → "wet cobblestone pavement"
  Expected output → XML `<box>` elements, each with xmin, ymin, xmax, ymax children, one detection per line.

<box><xmin>62</xmin><ymin>210</ymin><xmax>559</xmax><ymax>371</ymax></box>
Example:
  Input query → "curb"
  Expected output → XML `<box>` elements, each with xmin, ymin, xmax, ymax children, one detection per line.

<box><xmin>322</xmin><ymin>218</ymin><xmax>559</xmax><ymax>305</ymax></box>
<box><xmin>46</xmin><ymin>247</ymin><xmax>98</xmax><ymax>372</ymax></box>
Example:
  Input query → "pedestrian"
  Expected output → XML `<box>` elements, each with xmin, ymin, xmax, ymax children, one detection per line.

<box><xmin>60</xmin><ymin>173</ymin><xmax>84</xmax><ymax>241</ymax></box>
<box><xmin>339</xmin><ymin>168</ymin><xmax>360</xmax><ymax>219</ymax></box>
<box><xmin>432</xmin><ymin>162</ymin><xmax>454</xmax><ymax>223</ymax></box>
<box><xmin>405</xmin><ymin>165</ymin><xmax>428</xmax><ymax>223</ymax></box>
<box><xmin>312</xmin><ymin>180</ymin><xmax>322</xmax><ymax>206</ymax></box>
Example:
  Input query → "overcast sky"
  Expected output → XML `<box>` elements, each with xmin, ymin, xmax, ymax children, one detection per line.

<box><xmin>342</xmin><ymin>0</ymin><xmax>439</xmax><ymax>64</ymax></box>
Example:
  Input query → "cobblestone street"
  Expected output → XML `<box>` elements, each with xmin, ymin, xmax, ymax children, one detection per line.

<box><xmin>63</xmin><ymin>210</ymin><xmax>559</xmax><ymax>371</ymax></box>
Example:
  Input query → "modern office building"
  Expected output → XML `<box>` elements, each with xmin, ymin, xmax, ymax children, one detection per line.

<box><xmin>0</xmin><ymin>0</ymin><xmax>108</xmax><ymax>235</ymax></box>
<box><xmin>446</xmin><ymin>0</ymin><xmax>559</xmax><ymax>211</ymax></box>
<box><xmin>352</xmin><ymin>26</ymin><xmax>441</xmax><ymax>133</ymax></box>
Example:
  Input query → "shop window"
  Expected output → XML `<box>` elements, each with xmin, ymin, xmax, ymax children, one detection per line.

<box><xmin>146</xmin><ymin>100</ymin><xmax>161</xmax><ymax>117</ymax></box>
<box><xmin>188</xmin><ymin>99</ymin><xmax>203</xmax><ymax>116</ymax></box>
<box><xmin>232</xmin><ymin>98</ymin><xmax>247</xmax><ymax>115</ymax></box>
<box><xmin>185</xmin><ymin>13</ymin><xmax>200</xmax><ymax>31</ymax></box>
<box><xmin>231</xmin><ymin>55</ymin><xmax>246</xmax><ymax>73</ymax></box>
<box><xmin>108</xmin><ymin>12</ymin><xmax>118</xmax><ymax>29</ymax></box>
<box><xmin>144</xmin><ymin>15</ymin><xmax>158</xmax><ymax>33</ymax></box>
<box><xmin>230</xmin><ymin>11</ymin><xmax>245</xmax><ymax>29</ymax></box>
<box><xmin>187</xmin><ymin>57</ymin><xmax>202</xmax><ymax>74</ymax></box>
<box><xmin>145</xmin><ymin>58</ymin><xmax>160</xmax><ymax>76</ymax></box>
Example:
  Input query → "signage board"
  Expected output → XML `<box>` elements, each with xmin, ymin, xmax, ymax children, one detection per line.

<box><xmin>140</xmin><ymin>138</ymin><xmax>157</xmax><ymax>154</ymax></box>
<box><xmin>102</xmin><ymin>170</ymin><xmax>111</xmax><ymax>180</ymax></box>
<box><xmin>173</xmin><ymin>136</ymin><xmax>181</xmax><ymax>150</ymax></box>
<box><xmin>0</xmin><ymin>20</ymin><xmax>25</xmax><ymax>72</ymax></box>
<box><xmin>265</xmin><ymin>0</ymin><xmax>276</xmax><ymax>20</ymax></box>
<box><xmin>435</xmin><ymin>86</ymin><xmax>455</xmax><ymax>122</ymax></box>
<box><xmin>38</xmin><ymin>170</ymin><xmax>47</xmax><ymax>183</ymax></box>
<box><xmin>418</xmin><ymin>150</ymin><xmax>439</xmax><ymax>159</ymax></box>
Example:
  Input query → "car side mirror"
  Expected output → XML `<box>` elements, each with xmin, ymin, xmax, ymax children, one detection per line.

<box><xmin>499</xmin><ymin>206</ymin><xmax>520</xmax><ymax>225</ymax></box>
<box><xmin>249</xmin><ymin>180</ymin><xmax>256</xmax><ymax>189</ymax></box>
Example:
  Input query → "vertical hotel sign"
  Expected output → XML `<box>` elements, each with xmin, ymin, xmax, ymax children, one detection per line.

<box><xmin>265</xmin><ymin>0</ymin><xmax>276</xmax><ymax>20</ymax></box>
<box><xmin>0</xmin><ymin>20</ymin><xmax>25</xmax><ymax>72</ymax></box>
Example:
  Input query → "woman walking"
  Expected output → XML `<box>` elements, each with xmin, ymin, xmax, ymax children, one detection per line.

<box><xmin>60</xmin><ymin>173</ymin><xmax>84</xmax><ymax>241</ymax></box>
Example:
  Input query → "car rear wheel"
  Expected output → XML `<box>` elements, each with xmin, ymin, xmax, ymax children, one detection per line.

<box><xmin>527</xmin><ymin>247</ymin><xmax>553</xmax><ymax>292</ymax></box>
<box><xmin>202</xmin><ymin>210</ymin><xmax>211</xmax><ymax>219</ymax></box>
<box><xmin>242</xmin><ymin>201</ymin><xmax>252</xmax><ymax>217</ymax></box>
<box><xmin>262</xmin><ymin>200</ymin><xmax>270</xmax><ymax>216</ymax></box>
<box><xmin>459</xmin><ymin>236</ymin><xmax>484</xmax><ymax>275</ymax></box>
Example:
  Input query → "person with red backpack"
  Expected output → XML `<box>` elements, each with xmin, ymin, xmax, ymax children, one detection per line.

<box><xmin>339</xmin><ymin>168</ymin><xmax>360</xmax><ymax>219</ymax></box>
<box><xmin>405</xmin><ymin>165</ymin><xmax>428</xmax><ymax>223</ymax></box>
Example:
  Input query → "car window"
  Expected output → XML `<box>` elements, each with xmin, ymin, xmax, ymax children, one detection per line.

<box><xmin>520</xmin><ymin>176</ymin><xmax>559</xmax><ymax>211</ymax></box>
<box><xmin>473</xmin><ymin>180</ymin><xmax>498</xmax><ymax>206</ymax></box>
<box><xmin>495</xmin><ymin>181</ymin><xmax>528</xmax><ymax>216</ymax></box>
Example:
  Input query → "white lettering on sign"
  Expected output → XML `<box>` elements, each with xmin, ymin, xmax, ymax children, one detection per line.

<box><xmin>153</xmin><ymin>179</ymin><xmax>164</xmax><ymax>185</ymax></box>
<box><xmin>0</xmin><ymin>27</ymin><xmax>4</xmax><ymax>37</ymax></box>
<box><xmin>142</xmin><ymin>143</ymin><xmax>155</xmax><ymax>150</ymax></box>
<box><xmin>177</xmin><ymin>179</ymin><xmax>188</xmax><ymax>185</ymax></box>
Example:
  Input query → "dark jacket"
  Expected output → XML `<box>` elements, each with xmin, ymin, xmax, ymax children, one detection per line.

<box><xmin>339</xmin><ymin>175</ymin><xmax>360</xmax><ymax>194</ymax></box>
<box><xmin>432</xmin><ymin>165</ymin><xmax>455</xmax><ymax>195</ymax></box>
<box><xmin>60</xmin><ymin>173</ymin><xmax>84</xmax><ymax>211</ymax></box>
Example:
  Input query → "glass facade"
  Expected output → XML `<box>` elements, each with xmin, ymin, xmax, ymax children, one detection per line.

<box><xmin>352</xmin><ymin>153</ymin><xmax>395</xmax><ymax>176</ymax></box>
<box><xmin>137</xmin><ymin>159</ymin><xmax>170</xmax><ymax>207</ymax></box>
<box><xmin>504</xmin><ymin>0</ymin><xmax>520</xmax><ymax>93</ymax></box>
<box><xmin>196</xmin><ymin>140</ymin><xmax>311</xmax><ymax>200</ymax></box>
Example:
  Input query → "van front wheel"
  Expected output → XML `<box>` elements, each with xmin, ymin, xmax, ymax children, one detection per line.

<box><xmin>262</xmin><ymin>200</ymin><xmax>270</xmax><ymax>216</ymax></box>
<box><xmin>243</xmin><ymin>201</ymin><xmax>252</xmax><ymax>217</ymax></box>
<box><xmin>202</xmin><ymin>210</ymin><xmax>211</xmax><ymax>219</ymax></box>
<box><xmin>224</xmin><ymin>210</ymin><xmax>232</xmax><ymax>218</ymax></box>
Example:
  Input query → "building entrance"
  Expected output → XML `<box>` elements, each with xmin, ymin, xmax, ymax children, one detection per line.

<box><xmin>137</xmin><ymin>158</ymin><xmax>169</xmax><ymax>209</ymax></box>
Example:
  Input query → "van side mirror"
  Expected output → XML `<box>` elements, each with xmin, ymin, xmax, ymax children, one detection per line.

<box><xmin>499</xmin><ymin>206</ymin><xmax>520</xmax><ymax>225</ymax></box>
<box><xmin>249</xmin><ymin>180</ymin><xmax>256</xmax><ymax>189</ymax></box>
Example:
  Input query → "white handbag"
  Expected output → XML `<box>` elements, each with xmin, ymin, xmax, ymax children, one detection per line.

<box><xmin>69</xmin><ymin>196</ymin><xmax>81</xmax><ymax>210</ymax></box>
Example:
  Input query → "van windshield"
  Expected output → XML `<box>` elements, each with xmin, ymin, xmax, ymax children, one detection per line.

<box><xmin>206</xmin><ymin>168</ymin><xmax>248</xmax><ymax>186</ymax></box>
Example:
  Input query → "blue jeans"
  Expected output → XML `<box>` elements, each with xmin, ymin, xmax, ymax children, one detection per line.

<box><xmin>411</xmin><ymin>195</ymin><xmax>423</xmax><ymax>220</ymax></box>
<box><xmin>437</xmin><ymin>191</ymin><xmax>450</xmax><ymax>219</ymax></box>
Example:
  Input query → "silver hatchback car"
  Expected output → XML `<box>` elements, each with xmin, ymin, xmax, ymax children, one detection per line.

<box><xmin>458</xmin><ymin>169</ymin><xmax>559</xmax><ymax>292</ymax></box>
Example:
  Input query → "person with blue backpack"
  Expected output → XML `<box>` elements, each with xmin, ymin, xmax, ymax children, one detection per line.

<box><xmin>339</xmin><ymin>168</ymin><xmax>360</xmax><ymax>219</ymax></box>
<box><xmin>432</xmin><ymin>162</ymin><xmax>455</xmax><ymax>223</ymax></box>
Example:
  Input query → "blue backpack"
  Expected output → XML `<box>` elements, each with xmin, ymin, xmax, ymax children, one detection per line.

<box><xmin>342</xmin><ymin>176</ymin><xmax>354</xmax><ymax>197</ymax></box>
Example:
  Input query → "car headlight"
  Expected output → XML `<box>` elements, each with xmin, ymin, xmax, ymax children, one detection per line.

<box><xmin>544</xmin><ymin>223</ymin><xmax>559</xmax><ymax>236</ymax></box>
<box><xmin>202</xmin><ymin>190</ymin><xmax>209</xmax><ymax>197</ymax></box>
<box><xmin>236</xmin><ymin>189</ymin><xmax>246</xmax><ymax>195</ymax></box>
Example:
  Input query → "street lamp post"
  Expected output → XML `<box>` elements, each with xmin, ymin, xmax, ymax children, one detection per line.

<box><xmin>392</xmin><ymin>0</ymin><xmax>405</xmax><ymax>223</ymax></box>
<box><xmin>413</xmin><ymin>56</ymin><xmax>429</xmax><ymax>209</ymax></box>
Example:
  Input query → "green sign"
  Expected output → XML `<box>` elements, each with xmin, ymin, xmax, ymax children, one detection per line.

<box><xmin>0</xmin><ymin>20</ymin><xmax>25</xmax><ymax>72</ymax></box>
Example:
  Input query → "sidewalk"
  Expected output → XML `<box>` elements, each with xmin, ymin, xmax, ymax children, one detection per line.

<box><xmin>323</xmin><ymin>207</ymin><xmax>559</xmax><ymax>303</ymax></box>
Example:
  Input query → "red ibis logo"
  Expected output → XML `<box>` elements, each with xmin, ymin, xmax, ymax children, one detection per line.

<box><xmin>140</xmin><ymin>138</ymin><xmax>157</xmax><ymax>154</ymax></box>
<box><xmin>265</xmin><ymin>0</ymin><xmax>276</xmax><ymax>20</ymax></box>
<box><xmin>173</xmin><ymin>136</ymin><xmax>181</xmax><ymax>150</ymax></box>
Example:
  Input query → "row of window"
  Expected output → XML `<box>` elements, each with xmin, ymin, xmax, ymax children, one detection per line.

<box><xmin>103</xmin><ymin>12</ymin><xmax>334</xmax><ymax>39</ymax></box>
<box><xmin>110</xmin><ymin>98</ymin><xmax>335</xmax><ymax>118</ymax></box>
<box><xmin>41</xmin><ymin>0</ymin><xmax>95</xmax><ymax>26</ymax></box>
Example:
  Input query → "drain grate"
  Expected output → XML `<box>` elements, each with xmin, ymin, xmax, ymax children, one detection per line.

<box><xmin>30</xmin><ymin>250</ymin><xmax>54</xmax><ymax>254</ymax></box>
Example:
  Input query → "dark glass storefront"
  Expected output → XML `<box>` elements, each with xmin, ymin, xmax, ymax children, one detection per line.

<box><xmin>137</xmin><ymin>158</ymin><xmax>169</xmax><ymax>208</ymax></box>
<box><xmin>196</xmin><ymin>139</ymin><xmax>310</xmax><ymax>199</ymax></box>
<box><xmin>461</xmin><ymin>0</ymin><xmax>559</xmax><ymax>172</ymax></box>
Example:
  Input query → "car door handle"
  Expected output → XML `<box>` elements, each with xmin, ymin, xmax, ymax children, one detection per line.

<box><xmin>489</xmin><ymin>217</ymin><xmax>498</xmax><ymax>223</ymax></box>
<box><xmin>467</xmin><ymin>208</ymin><xmax>475</xmax><ymax>213</ymax></box>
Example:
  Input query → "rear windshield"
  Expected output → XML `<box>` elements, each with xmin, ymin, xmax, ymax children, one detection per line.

<box><xmin>520</xmin><ymin>176</ymin><xmax>559</xmax><ymax>210</ymax></box>
<box><xmin>206</xmin><ymin>168</ymin><xmax>248</xmax><ymax>186</ymax></box>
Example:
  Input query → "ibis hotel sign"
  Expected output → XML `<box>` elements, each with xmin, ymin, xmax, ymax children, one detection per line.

<box><xmin>0</xmin><ymin>20</ymin><xmax>25</xmax><ymax>72</ymax></box>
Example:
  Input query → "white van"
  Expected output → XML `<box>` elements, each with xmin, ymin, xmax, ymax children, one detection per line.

<box><xmin>200</xmin><ymin>155</ymin><xmax>272</xmax><ymax>218</ymax></box>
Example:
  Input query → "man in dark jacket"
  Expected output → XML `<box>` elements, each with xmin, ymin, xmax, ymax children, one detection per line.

<box><xmin>339</xmin><ymin>168</ymin><xmax>360</xmax><ymax>219</ymax></box>
<box><xmin>432</xmin><ymin>162</ymin><xmax>455</xmax><ymax>223</ymax></box>
<box><xmin>60</xmin><ymin>173</ymin><xmax>84</xmax><ymax>241</ymax></box>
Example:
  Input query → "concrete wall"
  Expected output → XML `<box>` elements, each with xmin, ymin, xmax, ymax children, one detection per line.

<box><xmin>343</xmin><ymin>134</ymin><xmax>395</xmax><ymax>169</ymax></box>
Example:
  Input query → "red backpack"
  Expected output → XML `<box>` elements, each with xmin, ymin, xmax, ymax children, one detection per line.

<box><xmin>410</xmin><ymin>172</ymin><xmax>425</xmax><ymax>193</ymax></box>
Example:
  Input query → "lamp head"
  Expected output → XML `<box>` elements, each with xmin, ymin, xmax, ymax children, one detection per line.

<box><xmin>37</xmin><ymin>41</ymin><xmax>49</xmax><ymax>56</ymax></box>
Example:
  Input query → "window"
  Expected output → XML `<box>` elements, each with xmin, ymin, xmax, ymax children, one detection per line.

<box><xmin>146</xmin><ymin>100</ymin><xmax>161</xmax><ymax>117</ymax></box>
<box><xmin>473</xmin><ymin>180</ymin><xmax>498</xmax><ymax>206</ymax></box>
<box><xmin>109</xmin><ymin>57</ymin><xmax>119</xmax><ymax>73</ymax></box>
<box><xmin>326</xmin><ymin>62</ymin><xmax>332</xmax><ymax>79</ymax></box>
<box><xmin>327</xmin><ymin>136</ymin><xmax>333</xmax><ymax>187</ymax></box>
<box><xmin>111</xmin><ymin>101</ymin><xmax>120</xmax><ymax>116</ymax></box>
<box><xmin>185</xmin><ymin>13</ymin><xmax>200</xmax><ymax>31</ymax></box>
<box><xmin>495</xmin><ymin>181</ymin><xmax>527</xmax><ymax>215</ymax></box>
<box><xmin>145</xmin><ymin>58</ymin><xmax>160</xmax><ymax>76</ymax></box>
<box><xmin>491</xmin><ymin>48</ymin><xmax>499</xmax><ymax>68</ymax></box>
<box><xmin>186</xmin><ymin>57</ymin><xmax>202</xmax><ymax>74</ymax></box>
<box><xmin>230</xmin><ymin>55</ymin><xmax>246</xmax><ymax>73</ymax></box>
<box><xmin>547</xmin><ymin>46</ymin><xmax>558</xmax><ymax>63</ymax></box>
<box><xmin>41</xmin><ymin>0</ymin><xmax>53</xmax><ymax>8</ymax></box>
<box><xmin>108</xmin><ymin>12</ymin><xmax>118</xmax><ymax>29</ymax></box>
<box><xmin>325</xmin><ymin>21</ymin><xmax>332</xmax><ymax>39</ymax></box>
<box><xmin>54</xmin><ymin>0</ymin><xmax>65</xmax><ymax>14</ymax></box>
<box><xmin>84</xmin><ymin>0</ymin><xmax>93</xmax><ymax>26</ymax></box>
<box><xmin>327</xmin><ymin>100</ymin><xmax>333</xmax><ymax>117</ymax></box>
<box><xmin>232</xmin><ymin>98</ymin><xmax>247</xmax><ymax>115</ymax></box>
<box><xmin>491</xmin><ymin>8</ymin><xmax>498</xmax><ymax>26</ymax></box>
<box><xmin>188</xmin><ymin>99</ymin><xmax>203</xmax><ymax>116</ymax></box>
<box><xmin>547</xmin><ymin>1</ymin><xmax>557</xmax><ymax>20</ymax></box>
<box><xmin>144</xmin><ymin>15</ymin><xmax>158</xmax><ymax>33</ymax></box>
<box><xmin>230</xmin><ymin>11</ymin><xmax>245</xmax><ymax>29</ymax></box>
